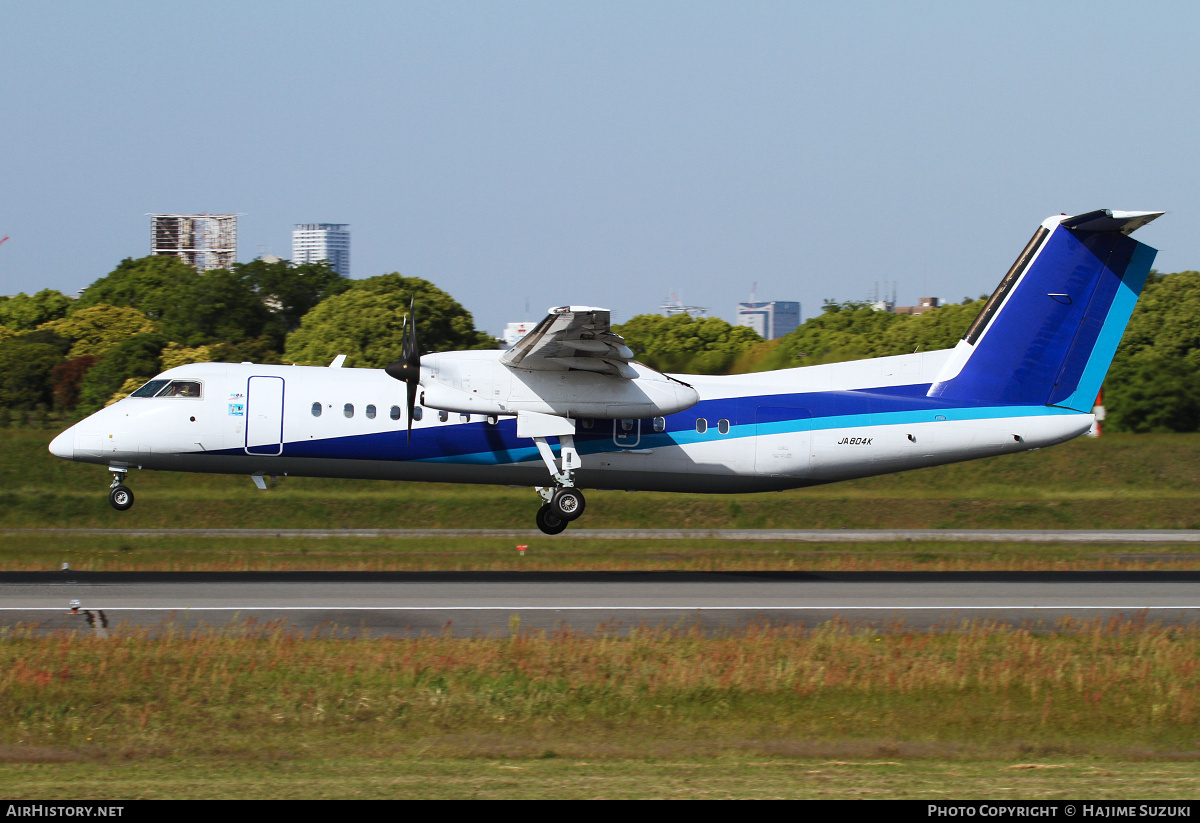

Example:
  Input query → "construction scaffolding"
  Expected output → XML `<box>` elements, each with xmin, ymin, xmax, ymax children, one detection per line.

<box><xmin>149</xmin><ymin>214</ymin><xmax>239</xmax><ymax>270</ymax></box>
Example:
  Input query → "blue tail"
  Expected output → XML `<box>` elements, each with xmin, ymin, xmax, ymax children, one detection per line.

<box><xmin>928</xmin><ymin>209</ymin><xmax>1162</xmax><ymax>411</ymax></box>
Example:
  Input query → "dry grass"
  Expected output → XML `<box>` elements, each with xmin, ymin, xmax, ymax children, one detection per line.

<box><xmin>3</xmin><ymin>617</ymin><xmax>1200</xmax><ymax>761</ymax></box>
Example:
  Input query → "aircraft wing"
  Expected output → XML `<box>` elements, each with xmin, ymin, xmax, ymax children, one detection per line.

<box><xmin>499</xmin><ymin>306</ymin><xmax>637</xmax><ymax>378</ymax></box>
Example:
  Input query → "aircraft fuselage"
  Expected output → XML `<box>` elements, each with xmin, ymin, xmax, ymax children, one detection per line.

<box><xmin>49</xmin><ymin>353</ymin><xmax>1092</xmax><ymax>495</ymax></box>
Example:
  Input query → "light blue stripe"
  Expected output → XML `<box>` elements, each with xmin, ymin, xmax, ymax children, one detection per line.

<box><xmin>1055</xmin><ymin>241</ymin><xmax>1156</xmax><ymax>413</ymax></box>
<box><xmin>415</xmin><ymin>404</ymin><xmax>1083</xmax><ymax>466</ymax></box>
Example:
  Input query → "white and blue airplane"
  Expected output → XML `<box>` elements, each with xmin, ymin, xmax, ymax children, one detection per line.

<box><xmin>49</xmin><ymin>209</ymin><xmax>1162</xmax><ymax>534</ymax></box>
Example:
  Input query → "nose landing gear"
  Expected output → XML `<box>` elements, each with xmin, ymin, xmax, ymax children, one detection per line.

<box><xmin>108</xmin><ymin>467</ymin><xmax>134</xmax><ymax>511</ymax></box>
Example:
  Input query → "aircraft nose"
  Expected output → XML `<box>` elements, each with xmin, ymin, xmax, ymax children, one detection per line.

<box><xmin>49</xmin><ymin>426</ymin><xmax>75</xmax><ymax>460</ymax></box>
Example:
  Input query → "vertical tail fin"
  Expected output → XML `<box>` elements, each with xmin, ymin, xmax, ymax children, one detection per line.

<box><xmin>929</xmin><ymin>210</ymin><xmax>1162</xmax><ymax>410</ymax></box>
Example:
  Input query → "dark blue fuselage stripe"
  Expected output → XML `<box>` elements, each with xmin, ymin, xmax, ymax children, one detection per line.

<box><xmin>202</xmin><ymin>385</ymin><xmax>1081</xmax><ymax>465</ymax></box>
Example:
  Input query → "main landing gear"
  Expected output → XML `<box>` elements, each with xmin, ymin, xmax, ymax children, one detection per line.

<box><xmin>108</xmin><ymin>467</ymin><xmax>134</xmax><ymax>511</ymax></box>
<box><xmin>530</xmin><ymin>434</ymin><xmax>587</xmax><ymax>535</ymax></box>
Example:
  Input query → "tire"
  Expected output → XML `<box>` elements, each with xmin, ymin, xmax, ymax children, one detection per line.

<box><xmin>536</xmin><ymin>503</ymin><xmax>568</xmax><ymax>535</ymax></box>
<box><xmin>109</xmin><ymin>485</ymin><xmax>134</xmax><ymax>511</ymax></box>
<box><xmin>551</xmin><ymin>487</ymin><xmax>586</xmax><ymax>521</ymax></box>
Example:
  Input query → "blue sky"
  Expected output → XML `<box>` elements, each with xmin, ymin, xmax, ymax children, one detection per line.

<box><xmin>2</xmin><ymin>1</ymin><xmax>1197</xmax><ymax>338</ymax></box>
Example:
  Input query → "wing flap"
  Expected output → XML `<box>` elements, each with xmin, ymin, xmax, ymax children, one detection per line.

<box><xmin>500</xmin><ymin>306</ymin><xmax>636</xmax><ymax>377</ymax></box>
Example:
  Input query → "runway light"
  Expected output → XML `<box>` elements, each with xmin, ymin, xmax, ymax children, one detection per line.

<box><xmin>69</xmin><ymin>599</ymin><xmax>80</xmax><ymax>615</ymax></box>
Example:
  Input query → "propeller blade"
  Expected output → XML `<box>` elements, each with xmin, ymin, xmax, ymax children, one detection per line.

<box><xmin>383</xmin><ymin>297</ymin><xmax>422</xmax><ymax>444</ymax></box>
<box><xmin>406</xmin><ymin>380</ymin><xmax>418</xmax><ymax>443</ymax></box>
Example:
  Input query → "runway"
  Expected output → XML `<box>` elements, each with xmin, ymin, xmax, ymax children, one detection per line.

<box><xmin>4</xmin><ymin>571</ymin><xmax>1200</xmax><ymax>634</ymax></box>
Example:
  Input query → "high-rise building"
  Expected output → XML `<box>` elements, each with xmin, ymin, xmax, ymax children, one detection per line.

<box><xmin>150</xmin><ymin>214</ymin><xmax>238</xmax><ymax>271</ymax></box>
<box><xmin>736</xmin><ymin>300</ymin><xmax>801</xmax><ymax>339</ymax></box>
<box><xmin>292</xmin><ymin>224</ymin><xmax>350</xmax><ymax>276</ymax></box>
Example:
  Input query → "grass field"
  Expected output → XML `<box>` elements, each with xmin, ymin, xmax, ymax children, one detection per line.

<box><xmin>2</xmin><ymin>618</ymin><xmax>1200</xmax><ymax>798</ymax></box>
<box><xmin>5</xmin><ymin>757</ymin><xmax>1200</xmax><ymax>799</ymax></box>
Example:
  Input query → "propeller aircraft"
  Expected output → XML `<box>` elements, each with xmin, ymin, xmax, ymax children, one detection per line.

<box><xmin>49</xmin><ymin>209</ymin><xmax>1163</xmax><ymax>533</ymax></box>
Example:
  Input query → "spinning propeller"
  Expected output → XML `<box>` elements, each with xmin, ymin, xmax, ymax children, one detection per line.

<box><xmin>384</xmin><ymin>298</ymin><xmax>421</xmax><ymax>442</ymax></box>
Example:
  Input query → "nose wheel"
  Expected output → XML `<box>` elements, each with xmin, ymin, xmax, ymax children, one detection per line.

<box><xmin>109</xmin><ymin>485</ymin><xmax>134</xmax><ymax>511</ymax></box>
<box><xmin>108</xmin><ymin>467</ymin><xmax>134</xmax><ymax>511</ymax></box>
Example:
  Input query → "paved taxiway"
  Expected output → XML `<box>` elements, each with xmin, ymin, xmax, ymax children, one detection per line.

<box><xmin>3</xmin><ymin>571</ymin><xmax>1200</xmax><ymax>635</ymax></box>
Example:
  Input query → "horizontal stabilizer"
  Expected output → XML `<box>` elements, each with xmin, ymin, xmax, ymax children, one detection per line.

<box><xmin>1059</xmin><ymin>209</ymin><xmax>1164</xmax><ymax>234</ymax></box>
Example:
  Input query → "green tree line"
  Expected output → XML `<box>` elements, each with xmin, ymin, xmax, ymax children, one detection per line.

<box><xmin>0</xmin><ymin>256</ymin><xmax>494</xmax><ymax>415</ymax></box>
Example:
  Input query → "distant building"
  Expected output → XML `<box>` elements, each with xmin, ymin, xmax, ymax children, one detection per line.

<box><xmin>660</xmin><ymin>293</ymin><xmax>708</xmax><ymax>317</ymax></box>
<box><xmin>502</xmin><ymin>321</ymin><xmax>536</xmax><ymax>348</ymax></box>
<box><xmin>892</xmin><ymin>297</ymin><xmax>940</xmax><ymax>316</ymax></box>
<box><xmin>736</xmin><ymin>300</ymin><xmax>800</xmax><ymax>339</ymax></box>
<box><xmin>871</xmin><ymin>296</ymin><xmax>941</xmax><ymax>316</ymax></box>
<box><xmin>150</xmin><ymin>214</ymin><xmax>238</xmax><ymax>271</ymax></box>
<box><xmin>292</xmin><ymin>224</ymin><xmax>350</xmax><ymax>277</ymax></box>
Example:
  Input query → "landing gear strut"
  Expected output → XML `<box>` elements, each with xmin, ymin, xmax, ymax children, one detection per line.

<box><xmin>108</xmin><ymin>467</ymin><xmax>134</xmax><ymax>511</ymax></box>
<box><xmin>531</xmin><ymin>433</ymin><xmax>586</xmax><ymax>534</ymax></box>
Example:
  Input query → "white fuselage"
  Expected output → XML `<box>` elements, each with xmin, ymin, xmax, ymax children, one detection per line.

<box><xmin>49</xmin><ymin>350</ymin><xmax>1093</xmax><ymax>494</ymax></box>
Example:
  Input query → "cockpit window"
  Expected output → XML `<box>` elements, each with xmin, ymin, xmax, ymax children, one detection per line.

<box><xmin>130</xmin><ymin>379</ymin><xmax>170</xmax><ymax>398</ymax></box>
<box><xmin>155</xmin><ymin>380</ymin><xmax>202</xmax><ymax>398</ymax></box>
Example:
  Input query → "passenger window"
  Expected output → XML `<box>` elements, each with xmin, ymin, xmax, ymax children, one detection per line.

<box><xmin>620</xmin><ymin>419</ymin><xmax>634</xmax><ymax>432</ymax></box>
<box><xmin>438</xmin><ymin>410</ymin><xmax>449</xmax><ymax>422</ymax></box>
<box><xmin>366</xmin><ymin>404</ymin><xmax>376</xmax><ymax>419</ymax></box>
<box><xmin>156</xmin><ymin>380</ymin><xmax>202</xmax><ymax>398</ymax></box>
<box><xmin>717</xmin><ymin>419</ymin><xmax>730</xmax><ymax>435</ymax></box>
<box><xmin>390</xmin><ymin>406</ymin><xmax>401</xmax><ymax>421</ymax></box>
<box><xmin>413</xmin><ymin>407</ymin><xmax>423</xmax><ymax>421</ymax></box>
<box><xmin>131</xmin><ymin>379</ymin><xmax>170</xmax><ymax>398</ymax></box>
<box><xmin>695</xmin><ymin>418</ymin><xmax>708</xmax><ymax>434</ymax></box>
<box><xmin>653</xmin><ymin>417</ymin><xmax>666</xmax><ymax>433</ymax></box>
<box><xmin>460</xmin><ymin>413</ymin><xmax>470</xmax><ymax>423</ymax></box>
<box><xmin>344</xmin><ymin>403</ymin><xmax>354</xmax><ymax>418</ymax></box>
<box><xmin>311</xmin><ymin>402</ymin><xmax>322</xmax><ymax>417</ymax></box>
<box><xmin>580</xmin><ymin>419</ymin><xmax>594</xmax><ymax>430</ymax></box>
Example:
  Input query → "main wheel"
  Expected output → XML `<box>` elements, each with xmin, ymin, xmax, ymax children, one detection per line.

<box><xmin>536</xmin><ymin>503</ymin><xmax>568</xmax><ymax>535</ymax></box>
<box><xmin>551</xmin><ymin>487</ymin><xmax>585</xmax><ymax>521</ymax></box>
<box><xmin>109</xmin><ymin>485</ymin><xmax>134</xmax><ymax>511</ymax></box>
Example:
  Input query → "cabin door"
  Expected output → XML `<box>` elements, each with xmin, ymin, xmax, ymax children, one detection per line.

<box><xmin>754</xmin><ymin>407</ymin><xmax>811</xmax><ymax>475</ymax></box>
<box><xmin>245</xmin><ymin>376</ymin><xmax>285</xmax><ymax>455</ymax></box>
